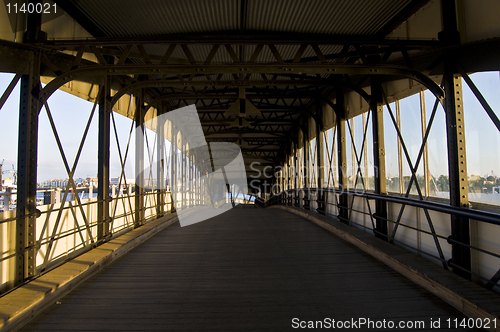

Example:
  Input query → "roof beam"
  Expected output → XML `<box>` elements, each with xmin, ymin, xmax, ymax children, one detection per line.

<box><xmin>143</xmin><ymin>92</ymin><xmax>315</xmax><ymax>100</ymax></box>
<box><xmin>41</xmin><ymin>63</ymin><xmax>444</xmax><ymax>101</ymax></box>
<box><xmin>38</xmin><ymin>32</ymin><xmax>440</xmax><ymax>47</ymax></box>
<box><xmin>110</xmin><ymin>79</ymin><xmax>339</xmax><ymax>105</ymax></box>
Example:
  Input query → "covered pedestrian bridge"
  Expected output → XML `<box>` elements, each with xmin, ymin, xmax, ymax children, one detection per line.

<box><xmin>1</xmin><ymin>0</ymin><xmax>500</xmax><ymax>330</ymax></box>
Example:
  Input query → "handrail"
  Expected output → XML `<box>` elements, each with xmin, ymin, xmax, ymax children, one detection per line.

<box><xmin>267</xmin><ymin>188</ymin><xmax>500</xmax><ymax>226</ymax></box>
<box><xmin>260</xmin><ymin>187</ymin><xmax>500</xmax><ymax>290</ymax></box>
<box><xmin>0</xmin><ymin>190</ymin><xmax>177</xmax><ymax>294</ymax></box>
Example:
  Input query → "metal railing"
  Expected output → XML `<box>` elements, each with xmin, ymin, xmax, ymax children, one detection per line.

<box><xmin>0</xmin><ymin>190</ymin><xmax>177</xmax><ymax>294</ymax></box>
<box><xmin>260</xmin><ymin>187</ymin><xmax>500</xmax><ymax>292</ymax></box>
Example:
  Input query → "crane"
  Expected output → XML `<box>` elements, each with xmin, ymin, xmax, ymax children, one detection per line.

<box><xmin>0</xmin><ymin>159</ymin><xmax>4</xmax><ymax>191</ymax></box>
<box><xmin>12</xmin><ymin>164</ymin><xmax>17</xmax><ymax>185</ymax></box>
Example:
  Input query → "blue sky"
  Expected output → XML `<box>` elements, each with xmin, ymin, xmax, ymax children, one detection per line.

<box><xmin>461</xmin><ymin>72</ymin><xmax>500</xmax><ymax>178</ymax></box>
<box><xmin>0</xmin><ymin>73</ymin><xmax>138</xmax><ymax>181</ymax></box>
<box><xmin>0</xmin><ymin>72</ymin><xmax>499</xmax><ymax>182</ymax></box>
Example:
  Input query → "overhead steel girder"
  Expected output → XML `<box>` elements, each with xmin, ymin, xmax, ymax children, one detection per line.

<box><xmin>209</xmin><ymin>137</ymin><xmax>281</xmax><ymax>142</ymax></box>
<box><xmin>144</xmin><ymin>92</ymin><xmax>316</xmax><ymax>100</ymax></box>
<box><xmin>204</xmin><ymin>131</ymin><xmax>286</xmax><ymax>138</ymax></box>
<box><xmin>114</xmin><ymin>81</ymin><xmax>372</xmax><ymax>113</ymax></box>
<box><xmin>197</xmin><ymin>105</ymin><xmax>303</xmax><ymax>111</ymax></box>
<box><xmin>110</xmin><ymin>79</ymin><xmax>354</xmax><ymax>106</ymax></box>
<box><xmin>37</xmin><ymin>32</ymin><xmax>440</xmax><ymax>47</ymax></box>
<box><xmin>4</xmin><ymin>36</ymin><xmax>500</xmax><ymax>80</ymax></box>
<box><xmin>39</xmin><ymin>64</ymin><xmax>444</xmax><ymax>103</ymax></box>
<box><xmin>146</xmin><ymin>92</ymin><xmax>321</xmax><ymax>112</ymax></box>
<box><xmin>200</xmin><ymin>120</ymin><xmax>293</xmax><ymax>126</ymax></box>
<box><xmin>241</xmin><ymin>148</ymin><xmax>280</xmax><ymax>153</ymax></box>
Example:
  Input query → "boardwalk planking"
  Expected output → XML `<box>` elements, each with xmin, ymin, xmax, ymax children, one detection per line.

<box><xmin>20</xmin><ymin>206</ymin><xmax>476</xmax><ymax>331</ymax></box>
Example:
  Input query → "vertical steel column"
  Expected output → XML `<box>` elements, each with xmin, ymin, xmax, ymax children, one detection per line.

<box><xmin>197</xmin><ymin>168</ymin><xmax>200</xmax><ymax>206</ymax></box>
<box><xmin>292</xmin><ymin>144</ymin><xmax>296</xmax><ymax>190</ymax></box>
<box><xmin>275</xmin><ymin>165</ymin><xmax>280</xmax><ymax>197</ymax></box>
<box><xmin>186</xmin><ymin>153</ymin><xmax>189</xmax><ymax>207</ymax></box>
<box><xmin>185</xmin><ymin>150</ymin><xmax>189</xmax><ymax>207</ymax></box>
<box><xmin>420</xmin><ymin>91</ymin><xmax>430</xmax><ymax>196</ymax></box>
<box><xmin>316</xmin><ymin>104</ymin><xmax>325</xmax><ymax>214</ymax></box>
<box><xmin>134</xmin><ymin>90</ymin><xmax>145</xmax><ymax>227</ymax></box>
<box><xmin>157</xmin><ymin>105</ymin><xmax>165</xmax><ymax>217</ymax></box>
<box><xmin>362</xmin><ymin>113</ymin><xmax>369</xmax><ymax>187</ymax></box>
<box><xmin>283</xmin><ymin>158</ymin><xmax>287</xmax><ymax>192</ymax></box>
<box><xmin>282</xmin><ymin>163</ymin><xmax>285</xmax><ymax>203</ymax></box>
<box><xmin>272</xmin><ymin>165</ymin><xmax>277</xmax><ymax>198</ymax></box>
<box><xmin>293</xmin><ymin>142</ymin><xmax>299</xmax><ymax>206</ymax></box>
<box><xmin>194</xmin><ymin>165</ymin><xmax>197</xmax><ymax>206</ymax></box>
<box><xmin>186</xmin><ymin>151</ymin><xmax>190</xmax><ymax>207</ymax></box>
<box><xmin>194</xmin><ymin>157</ymin><xmax>197</xmax><ymax>206</ymax></box>
<box><xmin>171</xmin><ymin>128</ymin><xmax>177</xmax><ymax>212</ymax></box>
<box><xmin>289</xmin><ymin>154</ymin><xmax>292</xmax><ymax>204</ymax></box>
<box><xmin>191</xmin><ymin>155</ymin><xmax>195</xmax><ymax>207</ymax></box>
<box><xmin>16</xmin><ymin>53</ymin><xmax>41</xmax><ymax>285</ymax></box>
<box><xmin>350</xmin><ymin>118</ymin><xmax>356</xmax><ymax>185</ymax></box>
<box><xmin>196</xmin><ymin>168</ymin><xmax>200</xmax><ymax>206</ymax></box>
<box><xmin>336</xmin><ymin>92</ymin><xmax>349</xmax><ymax>224</ymax></box>
<box><xmin>192</xmin><ymin>156</ymin><xmax>195</xmax><ymax>206</ymax></box>
<box><xmin>189</xmin><ymin>154</ymin><xmax>193</xmax><ymax>207</ymax></box>
<box><xmin>440</xmin><ymin>0</ymin><xmax>471</xmax><ymax>279</ymax></box>
<box><xmin>371</xmin><ymin>77</ymin><xmax>388</xmax><ymax>240</ymax></box>
<box><xmin>180</xmin><ymin>142</ymin><xmax>185</xmax><ymax>208</ymax></box>
<box><xmin>280</xmin><ymin>163</ymin><xmax>283</xmax><ymax>193</ymax></box>
<box><xmin>302</xmin><ymin>126</ymin><xmax>309</xmax><ymax>209</ymax></box>
<box><xmin>97</xmin><ymin>76</ymin><xmax>111</xmax><ymax>241</ymax></box>
<box><xmin>286</xmin><ymin>158</ymin><xmax>289</xmax><ymax>191</ymax></box>
<box><xmin>285</xmin><ymin>155</ymin><xmax>290</xmax><ymax>204</ymax></box>
<box><xmin>396</xmin><ymin>100</ymin><xmax>404</xmax><ymax>193</ymax></box>
<box><xmin>15</xmin><ymin>2</ymin><xmax>45</xmax><ymax>286</ymax></box>
<box><xmin>288</xmin><ymin>156</ymin><xmax>291</xmax><ymax>191</ymax></box>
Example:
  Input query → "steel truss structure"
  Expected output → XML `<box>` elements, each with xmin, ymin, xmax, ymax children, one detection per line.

<box><xmin>0</xmin><ymin>0</ymin><xmax>500</xmax><ymax>295</ymax></box>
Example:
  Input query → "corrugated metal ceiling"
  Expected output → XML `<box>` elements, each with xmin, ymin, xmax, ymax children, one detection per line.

<box><xmin>71</xmin><ymin>0</ymin><xmax>239</xmax><ymax>37</ymax></box>
<box><xmin>246</xmin><ymin>0</ymin><xmax>410</xmax><ymax>35</ymax></box>
<box><xmin>66</xmin><ymin>0</ymin><xmax>412</xmax><ymax>38</ymax></box>
<box><xmin>52</xmin><ymin>0</ymin><xmax>424</xmax><ymax>153</ymax></box>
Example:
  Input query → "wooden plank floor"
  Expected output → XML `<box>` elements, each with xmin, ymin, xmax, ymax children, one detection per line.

<box><xmin>21</xmin><ymin>206</ymin><xmax>473</xmax><ymax>331</ymax></box>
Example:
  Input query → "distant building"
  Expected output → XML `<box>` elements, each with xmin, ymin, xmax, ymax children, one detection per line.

<box><xmin>470</xmin><ymin>174</ymin><xmax>481</xmax><ymax>182</ymax></box>
<box><xmin>86</xmin><ymin>177</ymin><xmax>98</xmax><ymax>187</ymax></box>
<box><xmin>1</xmin><ymin>178</ymin><xmax>15</xmax><ymax>188</ymax></box>
<box><xmin>37</xmin><ymin>179</ymin><xmax>68</xmax><ymax>188</ymax></box>
<box><xmin>37</xmin><ymin>177</ymin><xmax>135</xmax><ymax>188</ymax></box>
